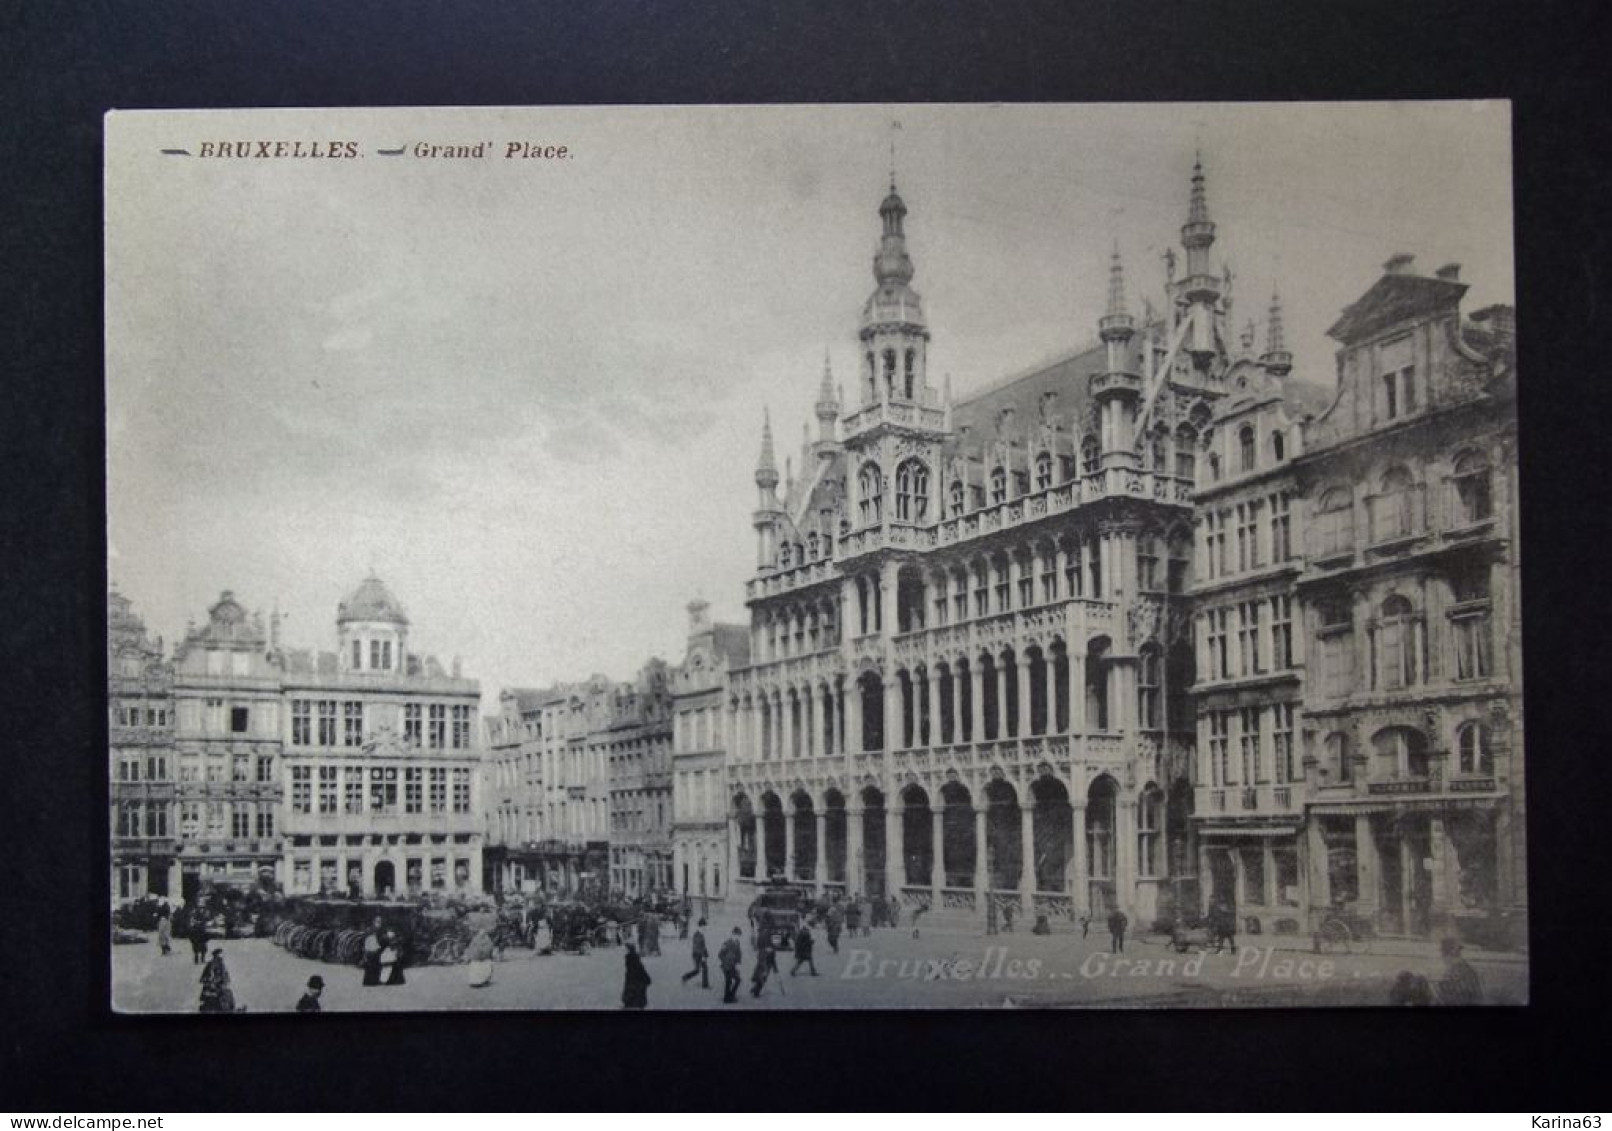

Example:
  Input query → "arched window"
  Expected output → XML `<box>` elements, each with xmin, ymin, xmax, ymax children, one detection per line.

<box><xmin>1138</xmin><ymin>645</ymin><xmax>1161</xmax><ymax>728</ymax></box>
<box><xmin>990</xmin><ymin>466</ymin><xmax>1007</xmax><ymax>505</ymax></box>
<box><xmin>779</xmin><ymin>543</ymin><xmax>792</xmax><ymax>568</ymax></box>
<box><xmin>1175</xmin><ymin>424</ymin><xmax>1197</xmax><ymax>480</ymax></box>
<box><xmin>1239</xmin><ymin>425</ymin><xmax>1256</xmax><ymax>473</ymax></box>
<box><xmin>1081</xmin><ymin>436</ymin><xmax>1100</xmax><ymax>475</ymax></box>
<box><xmin>806</xmin><ymin>531</ymin><xmax>819</xmax><ymax>560</ymax></box>
<box><xmin>1457</xmin><ymin>722</ymin><xmax>1493</xmax><ymax>776</ymax></box>
<box><xmin>895</xmin><ymin>459</ymin><xmax>929</xmax><ymax>522</ymax></box>
<box><xmin>1271</xmin><ymin>429</ymin><xmax>1286</xmax><ymax>462</ymax></box>
<box><xmin>1150</xmin><ymin>433</ymin><xmax>1168</xmax><ymax>473</ymax></box>
<box><xmin>864</xmin><ymin>352</ymin><xmax>876</xmax><ymax>402</ymax></box>
<box><xmin>949</xmin><ymin>479</ymin><xmax>965</xmax><ymax>517</ymax></box>
<box><xmin>857</xmin><ymin>463</ymin><xmax>883</xmax><ymax>525</ymax></box>
<box><xmin>1137</xmin><ymin>786</ymin><xmax>1163</xmax><ymax>877</ymax></box>
<box><xmin>1376</xmin><ymin>594</ymin><xmax>1419</xmax><ymax>690</ymax></box>
<box><xmin>903</xmin><ymin>348</ymin><xmax>916</xmax><ymax>399</ymax></box>
<box><xmin>1034</xmin><ymin>451</ymin><xmax>1053</xmax><ymax>491</ymax></box>
<box><xmin>882</xmin><ymin>349</ymin><xmax>897</xmax><ymax>391</ymax></box>
<box><xmin>1316</xmin><ymin>486</ymin><xmax>1354</xmax><ymax>557</ymax></box>
<box><xmin>1374</xmin><ymin>465</ymin><xmax>1419</xmax><ymax>542</ymax></box>
<box><xmin>1452</xmin><ymin>451</ymin><xmax>1493</xmax><ymax>525</ymax></box>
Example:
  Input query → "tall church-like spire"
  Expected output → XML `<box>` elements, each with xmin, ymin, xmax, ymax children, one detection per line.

<box><xmin>754</xmin><ymin>409</ymin><xmax>778</xmax><ymax>492</ymax></box>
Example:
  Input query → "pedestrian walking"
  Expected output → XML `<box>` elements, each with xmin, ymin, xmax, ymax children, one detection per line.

<box><xmin>361</xmin><ymin>918</ymin><xmax>384</xmax><ymax>986</ymax></box>
<box><xmin>790</xmin><ymin>924</ymin><xmax>819</xmax><ymax>976</ymax></box>
<box><xmin>825</xmin><ymin>909</ymin><xmax>842</xmax><ymax>955</ymax></box>
<box><xmin>188</xmin><ymin>913</ymin><xmax>210</xmax><ymax>965</ymax></box>
<box><xmin>887</xmin><ymin>895</ymin><xmax>901</xmax><ymax>931</ymax></box>
<box><xmin>1107</xmin><ymin>908</ymin><xmax>1128</xmax><ymax>953</ymax></box>
<box><xmin>156</xmin><ymin>906</ymin><xmax>173</xmax><ymax>956</ymax></box>
<box><xmin>198</xmin><ymin>949</ymin><xmax>236</xmax><ymax>1013</ymax></box>
<box><xmin>750</xmin><ymin>939</ymin><xmax>775</xmax><ymax>997</ymax></box>
<box><xmin>910</xmin><ymin>903</ymin><xmax>926</xmax><ymax>939</ymax></box>
<box><xmin>1080</xmin><ymin>912</ymin><xmax>1091</xmax><ymax>939</ymax></box>
<box><xmin>846</xmin><ymin>899</ymin><xmax>861</xmax><ymax>937</ymax></box>
<box><xmin>622</xmin><ymin>943</ymin><xmax>652</xmax><ymax>1009</ymax></box>
<box><xmin>296</xmin><ymin>975</ymin><xmax>324</xmax><ymax>1013</ymax></box>
<box><xmin>682</xmin><ymin>919</ymin><xmax>710</xmax><ymax>988</ymax></box>
<box><xmin>1436</xmin><ymin>937</ymin><xmax>1483</xmax><ymax>1006</ymax></box>
<box><xmin>718</xmin><ymin>927</ymin><xmax>743</xmax><ymax>1003</ymax></box>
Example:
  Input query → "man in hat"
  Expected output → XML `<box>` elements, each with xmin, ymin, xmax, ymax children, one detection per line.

<box><xmin>296</xmin><ymin>975</ymin><xmax>325</xmax><ymax>1013</ymax></box>
<box><xmin>681</xmin><ymin>918</ymin><xmax>710</xmax><ymax>988</ymax></box>
<box><xmin>717</xmin><ymin>926</ymin><xmax>744</xmax><ymax>1003</ymax></box>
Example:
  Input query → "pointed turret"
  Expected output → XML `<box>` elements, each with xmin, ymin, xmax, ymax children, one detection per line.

<box><xmin>754</xmin><ymin>410</ymin><xmax>778</xmax><ymax>493</ymax></box>
<box><xmin>1179</xmin><ymin>153</ymin><xmax>1223</xmax><ymax>364</ymax></box>
<box><xmin>1099</xmin><ymin>243</ymin><xmax>1136</xmax><ymax>343</ymax></box>
<box><xmin>1093</xmin><ymin>245</ymin><xmax>1143</xmax><ymax>464</ymax></box>
<box><xmin>814</xmin><ymin>349</ymin><xmax>840</xmax><ymax>442</ymax></box>
<box><xmin>860</xmin><ymin>171</ymin><xmax>931</xmax><ymax>411</ymax></box>
<box><xmin>1261</xmin><ymin>289</ymin><xmax>1293</xmax><ymax>377</ymax></box>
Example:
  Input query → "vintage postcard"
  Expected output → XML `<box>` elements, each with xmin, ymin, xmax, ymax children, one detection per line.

<box><xmin>106</xmin><ymin>103</ymin><xmax>1523</xmax><ymax>1011</ymax></box>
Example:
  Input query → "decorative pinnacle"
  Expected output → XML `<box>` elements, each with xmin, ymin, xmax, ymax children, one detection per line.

<box><xmin>755</xmin><ymin>409</ymin><xmax>777</xmax><ymax>483</ymax></box>
<box><xmin>1267</xmin><ymin>290</ymin><xmax>1286</xmax><ymax>353</ymax></box>
<box><xmin>1189</xmin><ymin>152</ymin><xmax>1209</xmax><ymax>225</ymax></box>
<box><xmin>1106</xmin><ymin>243</ymin><xmax>1129</xmax><ymax>318</ymax></box>
<box><xmin>818</xmin><ymin>349</ymin><xmax>836</xmax><ymax>403</ymax></box>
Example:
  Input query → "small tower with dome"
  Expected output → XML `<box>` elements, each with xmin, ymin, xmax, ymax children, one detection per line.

<box><xmin>336</xmin><ymin>573</ymin><xmax>410</xmax><ymax>674</ymax></box>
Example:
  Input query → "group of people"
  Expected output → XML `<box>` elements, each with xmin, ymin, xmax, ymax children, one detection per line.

<box><xmin>620</xmin><ymin>917</ymin><xmax>830</xmax><ymax>1008</ymax></box>
<box><xmin>150</xmin><ymin>901</ymin><xmax>222</xmax><ymax>966</ymax></box>
<box><xmin>361</xmin><ymin>918</ymin><xmax>407</xmax><ymax>986</ymax></box>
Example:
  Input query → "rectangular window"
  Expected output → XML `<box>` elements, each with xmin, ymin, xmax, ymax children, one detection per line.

<box><xmin>317</xmin><ymin>700</ymin><xmax>337</xmax><ymax>746</ymax></box>
<box><xmin>452</xmin><ymin>705</ymin><xmax>472</xmax><ymax>749</ymax></box>
<box><xmin>1207</xmin><ymin>609</ymin><xmax>1231</xmax><ymax>680</ymax></box>
<box><xmin>430</xmin><ymin>767</ymin><xmax>448</xmax><ymax>814</ymax></box>
<box><xmin>318</xmin><ymin>766</ymin><xmax>338</xmax><ymax>814</ymax></box>
<box><xmin>257</xmin><ymin>755</ymin><xmax>274</xmax><ymax>783</ymax></box>
<box><xmin>146</xmin><ymin>754</ymin><xmax>168</xmax><ymax>780</ymax></box>
<box><xmin>118</xmin><ymin>754</ymin><xmax>141</xmax><ymax>782</ymax></box>
<box><xmin>429</xmin><ymin>705</ymin><xmax>447</xmax><ymax>749</ymax></box>
<box><xmin>1382</xmin><ymin>371</ymin><xmax>1399</xmax><ymax>420</ymax></box>
<box><xmin>382</xmin><ymin>640</ymin><xmax>393</xmax><ymax>670</ymax></box>
<box><xmin>1241</xmin><ymin>847</ymin><xmax>1267</xmax><ymax>906</ymax></box>
<box><xmin>146</xmin><ymin>803</ymin><xmax>168</xmax><ymax>838</ymax></box>
<box><xmin>1271</xmin><ymin>595</ymin><xmax>1293</xmax><ymax>669</ymax></box>
<box><xmin>1321</xmin><ymin>630</ymin><xmax>1356</xmax><ymax>698</ymax></box>
<box><xmin>405</xmin><ymin>703</ymin><xmax>423</xmax><ymax>746</ymax></box>
<box><xmin>1240</xmin><ymin>706</ymin><xmax>1262</xmax><ymax>783</ymax></box>
<box><xmin>370</xmin><ymin>639</ymin><xmax>383</xmax><ymax>669</ymax></box>
<box><xmin>1272</xmin><ymin>703</ymin><xmax>1295</xmax><ymax>782</ymax></box>
<box><xmin>343</xmin><ymin>701</ymin><xmax>363</xmax><ymax>747</ymax></box>
<box><xmin>405</xmin><ymin>767</ymin><xmax>424</xmax><ymax>814</ymax></box>
<box><xmin>291</xmin><ymin>767</ymin><xmax>312</xmax><ymax>814</ymax></box>
<box><xmin>344</xmin><ymin>768</ymin><xmax>364</xmax><ymax>814</ymax></box>
<box><xmin>232</xmin><ymin>753</ymin><xmax>249</xmax><ymax>783</ymax></box>
<box><xmin>1017</xmin><ymin>570</ymin><xmax>1033</xmax><ymax>608</ymax></box>
<box><xmin>369</xmin><ymin>767</ymin><xmax>398</xmax><ymax>814</ymax></box>
<box><xmin>117</xmin><ymin>803</ymin><xmax>141</xmax><ymax>838</ymax></box>
<box><xmin>180</xmin><ymin>802</ymin><xmax>200</xmax><ymax>839</ymax></box>
<box><xmin>232</xmin><ymin>808</ymin><xmax>252</xmax><ymax>839</ymax></box>
<box><xmin>1209</xmin><ymin>711</ymin><xmax>1232</xmax><ymax>787</ymax></box>
<box><xmin>230</xmin><ymin>706</ymin><xmax>249</xmax><ymax>733</ymax></box>
<box><xmin>1237</xmin><ymin>600</ymin><xmax>1262</xmax><ymax>675</ymax></box>
<box><xmin>1234</xmin><ymin>504</ymin><xmax>1253</xmax><ymax>573</ymax></box>
<box><xmin>452</xmin><ymin>768</ymin><xmax>472</xmax><ymax>813</ymax></box>
<box><xmin>1138</xmin><ymin>539</ymin><xmax>1160</xmax><ymax>592</ymax></box>
<box><xmin>353</xmin><ymin>640</ymin><xmax>363</xmax><ymax>670</ymax></box>
<box><xmin>1452</xmin><ymin>612</ymin><xmax>1494</xmax><ymax>682</ymax></box>
<box><xmin>1270</xmin><ymin>492</ymin><xmax>1292</xmax><ymax>562</ymax></box>
<box><xmin>292</xmin><ymin>700</ymin><xmax>311</xmax><ymax>746</ymax></box>
<box><xmin>256</xmin><ymin>806</ymin><xmax>275</xmax><ymax>838</ymax></box>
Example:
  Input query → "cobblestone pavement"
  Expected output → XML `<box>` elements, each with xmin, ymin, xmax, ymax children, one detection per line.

<box><xmin>114</xmin><ymin>912</ymin><xmax>1527</xmax><ymax>1012</ymax></box>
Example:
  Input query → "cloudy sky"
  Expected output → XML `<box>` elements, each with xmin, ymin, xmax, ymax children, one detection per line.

<box><xmin>106</xmin><ymin>102</ymin><xmax>1513</xmax><ymax>702</ymax></box>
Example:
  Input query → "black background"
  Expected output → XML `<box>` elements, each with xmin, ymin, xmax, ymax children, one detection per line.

<box><xmin>3</xmin><ymin>0</ymin><xmax>1609</xmax><ymax>1111</ymax></box>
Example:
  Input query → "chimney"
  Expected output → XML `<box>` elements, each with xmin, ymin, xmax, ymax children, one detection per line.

<box><xmin>1470</xmin><ymin>304</ymin><xmax>1516</xmax><ymax>351</ymax></box>
<box><xmin>1436</xmin><ymin>263</ymin><xmax>1461</xmax><ymax>282</ymax></box>
<box><xmin>1383</xmin><ymin>253</ymin><xmax>1416</xmax><ymax>276</ymax></box>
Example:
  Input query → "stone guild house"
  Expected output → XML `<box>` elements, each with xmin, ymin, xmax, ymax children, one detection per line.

<box><xmin>109</xmin><ymin>589</ymin><xmax>178</xmax><ymax>903</ymax></box>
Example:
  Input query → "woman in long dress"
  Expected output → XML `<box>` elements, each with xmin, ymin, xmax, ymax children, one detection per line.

<box><xmin>361</xmin><ymin>919</ymin><xmax>384</xmax><ymax>986</ymax></box>
<box><xmin>464</xmin><ymin>928</ymin><xmax>496</xmax><ymax>988</ymax></box>
<box><xmin>198</xmin><ymin>949</ymin><xmax>234</xmax><ymax>1013</ymax></box>
<box><xmin>381</xmin><ymin>929</ymin><xmax>406</xmax><ymax>985</ymax></box>
<box><xmin>621</xmin><ymin>943</ymin><xmax>651</xmax><ymax>1009</ymax></box>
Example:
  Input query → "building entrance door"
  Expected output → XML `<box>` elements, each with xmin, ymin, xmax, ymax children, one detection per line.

<box><xmin>375</xmin><ymin>859</ymin><xmax>396</xmax><ymax>897</ymax></box>
<box><xmin>1208</xmin><ymin>848</ymin><xmax>1236</xmax><ymax>917</ymax></box>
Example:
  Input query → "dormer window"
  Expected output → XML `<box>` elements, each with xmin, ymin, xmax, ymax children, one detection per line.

<box><xmin>857</xmin><ymin>463</ymin><xmax>883</xmax><ymax>525</ymax></box>
<box><xmin>1034</xmin><ymin>451</ymin><xmax>1053</xmax><ymax>491</ymax></box>
<box><xmin>948</xmin><ymin>479</ymin><xmax>965</xmax><ymax>518</ymax></box>
<box><xmin>1271</xmin><ymin>429</ymin><xmax>1286</xmax><ymax>462</ymax></box>
<box><xmin>1378</xmin><ymin>338</ymin><xmax>1416</xmax><ymax>422</ymax></box>
<box><xmin>989</xmin><ymin>467</ymin><xmax>1007</xmax><ymax>505</ymax></box>
<box><xmin>1452</xmin><ymin>451</ymin><xmax>1493</xmax><ymax>525</ymax></box>
<box><xmin>1238</xmin><ymin>425</ymin><xmax>1256</xmax><ymax>473</ymax></box>
<box><xmin>1081</xmin><ymin>437</ymin><xmax>1099</xmax><ymax>475</ymax></box>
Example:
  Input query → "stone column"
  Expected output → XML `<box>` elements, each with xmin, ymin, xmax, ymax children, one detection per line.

<box><xmin>845</xmin><ymin>682</ymin><xmax>862</xmax><ymax>758</ymax></box>
<box><xmin>1354</xmin><ymin>813</ymin><xmax>1379</xmax><ymax>916</ymax></box>
<box><xmin>781</xmin><ymin>692</ymin><xmax>795</xmax><ymax>761</ymax></box>
<box><xmin>784</xmin><ymin>808</ymin><xmax>797</xmax><ymax>879</ymax></box>
<box><xmin>1068</xmin><ymin>649</ymin><xmax>1087</xmax><ymax>734</ymax></box>
<box><xmin>1071</xmin><ymin>802</ymin><xmax>1088</xmax><ymax>915</ymax></box>
<box><xmin>1019</xmin><ymin>798</ymin><xmax>1037</xmax><ymax>908</ymax></box>
<box><xmin>727</xmin><ymin>814</ymin><xmax>741</xmax><ymax>887</ymax></box>
<box><xmin>1115</xmin><ymin>793</ymin><xmax>1137</xmax><ymax>915</ymax></box>
<box><xmin>814</xmin><ymin>810</ymin><xmax>829</xmax><ymax>889</ymax></box>
<box><xmin>847</xmin><ymin>806</ymin><xmax>864</xmax><ymax>897</ymax></box>
<box><xmin>996</xmin><ymin>660</ymin><xmax>1011</xmax><ymax>740</ymax></box>
<box><xmin>1016</xmin><ymin>657</ymin><xmax>1032</xmax><ymax>739</ymax></box>
<box><xmin>927</xmin><ymin>670</ymin><xmax>943</xmax><ymax>747</ymax></box>
<box><xmin>950</xmin><ymin>666</ymin><xmax>964</xmax><ymax>746</ymax></box>
<box><xmin>884</xmin><ymin>804</ymin><xmax>902</xmax><ymax>896</ymax></box>
<box><xmin>883</xmin><ymin>677</ymin><xmax>901</xmax><ymax>752</ymax></box>
<box><xmin>804</xmin><ymin>687</ymin><xmax>817</xmax><ymax>759</ymax></box>
<box><xmin>973</xmin><ymin>806</ymin><xmax>989</xmax><ymax>915</ymax></box>
<box><xmin>969</xmin><ymin>664</ymin><xmax>985</xmax><ymax>743</ymax></box>
<box><xmin>1041</xmin><ymin>655</ymin><xmax>1056</xmax><ymax>736</ymax></box>
<box><xmin>931</xmin><ymin>807</ymin><xmax>946</xmax><ymax>906</ymax></box>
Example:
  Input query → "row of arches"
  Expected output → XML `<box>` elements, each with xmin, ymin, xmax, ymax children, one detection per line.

<box><xmin>731</xmin><ymin>774</ymin><xmax>1132</xmax><ymax>902</ymax></box>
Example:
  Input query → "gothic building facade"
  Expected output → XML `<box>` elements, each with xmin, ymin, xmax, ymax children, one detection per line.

<box><xmin>719</xmin><ymin>158</ymin><xmax>1523</xmax><ymax>942</ymax></box>
<box><xmin>109</xmin><ymin>589</ymin><xmax>178</xmax><ymax>903</ymax></box>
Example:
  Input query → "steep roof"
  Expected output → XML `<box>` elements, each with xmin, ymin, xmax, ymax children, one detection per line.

<box><xmin>950</xmin><ymin>339</ymin><xmax>1108</xmax><ymax>443</ymax></box>
<box><xmin>1326</xmin><ymin>273</ymin><xmax>1467</xmax><ymax>345</ymax></box>
<box><xmin>337</xmin><ymin>574</ymin><xmax>409</xmax><ymax>626</ymax></box>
